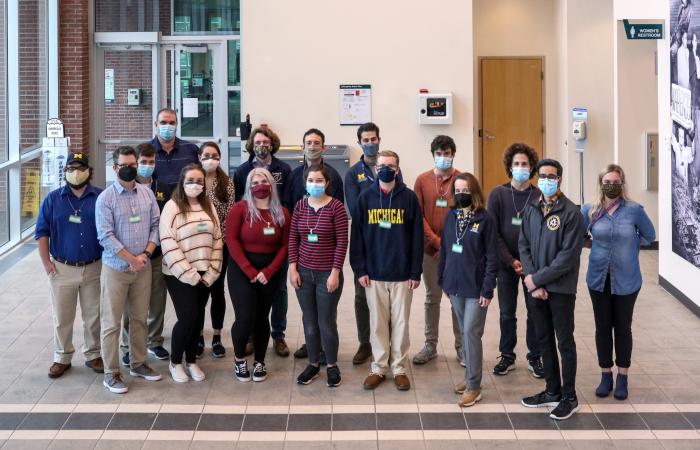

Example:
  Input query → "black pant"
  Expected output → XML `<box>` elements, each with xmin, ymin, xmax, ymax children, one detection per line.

<box><xmin>200</xmin><ymin>244</ymin><xmax>229</xmax><ymax>332</ymax></box>
<box><xmin>497</xmin><ymin>268</ymin><xmax>540</xmax><ymax>360</ymax></box>
<box><xmin>532</xmin><ymin>292</ymin><xmax>577</xmax><ymax>398</ymax></box>
<box><xmin>589</xmin><ymin>275</ymin><xmax>639</xmax><ymax>369</ymax></box>
<box><xmin>165</xmin><ymin>275</ymin><xmax>209</xmax><ymax>364</ymax></box>
<box><xmin>228</xmin><ymin>252</ymin><xmax>282</xmax><ymax>362</ymax></box>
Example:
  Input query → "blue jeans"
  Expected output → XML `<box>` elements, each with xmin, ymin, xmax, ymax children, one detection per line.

<box><xmin>497</xmin><ymin>268</ymin><xmax>540</xmax><ymax>360</ymax></box>
<box><xmin>295</xmin><ymin>267</ymin><xmax>343</xmax><ymax>365</ymax></box>
<box><xmin>270</xmin><ymin>261</ymin><xmax>289</xmax><ymax>340</ymax></box>
<box><xmin>450</xmin><ymin>295</ymin><xmax>488</xmax><ymax>390</ymax></box>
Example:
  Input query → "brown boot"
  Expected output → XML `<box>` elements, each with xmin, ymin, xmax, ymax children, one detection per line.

<box><xmin>458</xmin><ymin>388</ymin><xmax>482</xmax><ymax>407</ymax></box>
<box><xmin>85</xmin><ymin>357</ymin><xmax>104</xmax><ymax>373</ymax></box>
<box><xmin>48</xmin><ymin>362</ymin><xmax>71</xmax><ymax>379</ymax></box>
<box><xmin>352</xmin><ymin>343</ymin><xmax>372</xmax><ymax>365</ymax></box>
<box><xmin>363</xmin><ymin>373</ymin><xmax>385</xmax><ymax>390</ymax></box>
<box><xmin>394</xmin><ymin>374</ymin><xmax>411</xmax><ymax>391</ymax></box>
<box><xmin>274</xmin><ymin>338</ymin><xmax>290</xmax><ymax>357</ymax></box>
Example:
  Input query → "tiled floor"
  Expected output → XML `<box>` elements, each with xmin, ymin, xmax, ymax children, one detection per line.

<box><xmin>0</xmin><ymin>247</ymin><xmax>699</xmax><ymax>449</ymax></box>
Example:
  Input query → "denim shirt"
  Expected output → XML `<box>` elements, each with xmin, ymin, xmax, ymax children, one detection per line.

<box><xmin>581</xmin><ymin>200</ymin><xmax>656</xmax><ymax>295</ymax></box>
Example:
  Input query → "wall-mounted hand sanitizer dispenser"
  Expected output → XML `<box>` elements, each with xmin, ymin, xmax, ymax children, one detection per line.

<box><xmin>418</xmin><ymin>90</ymin><xmax>453</xmax><ymax>125</ymax></box>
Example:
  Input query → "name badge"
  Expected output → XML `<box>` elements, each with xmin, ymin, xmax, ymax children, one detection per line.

<box><xmin>307</xmin><ymin>233</ymin><xmax>319</xmax><ymax>243</ymax></box>
<box><xmin>379</xmin><ymin>220</ymin><xmax>392</xmax><ymax>229</ymax></box>
<box><xmin>69</xmin><ymin>214</ymin><xmax>82</xmax><ymax>224</ymax></box>
<box><xmin>263</xmin><ymin>226</ymin><xmax>276</xmax><ymax>235</ymax></box>
<box><xmin>435</xmin><ymin>199</ymin><xmax>448</xmax><ymax>208</ymax></box>
<box><xmin>452</xmin><ymin>243</ymin><xmax>463</xmax><ymax>254</ymax></box>
<box><xmin>197</xmin><ymin>222</ymin><xmax>208</xmax><ymax>232</ymax></box>
<box><xmin>511</xmin><ymin>216</ymin><xmax>523</xmax><ymax>226</ymax></box>
<box><xmin>129</xmin><ymin>215</ymin><xmax>141</xmax><ymax>223</ymax></box>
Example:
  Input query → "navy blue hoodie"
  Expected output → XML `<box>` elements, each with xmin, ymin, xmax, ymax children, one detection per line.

<box><xmin>349</xmin><ymin>180</ymin><xmax>424</xmax><ymax>282</ymax></box>
<box><xmin>438</xmin><ymin>208</ymin><xmax>498</xmax><ymax>299</ymax></box>
<box><xmin>233</xmin><ymin>154</ymin><xmax>292</xmax><ymax>202</ymax></box>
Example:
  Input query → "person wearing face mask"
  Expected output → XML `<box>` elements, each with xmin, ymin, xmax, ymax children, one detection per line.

<box><xmin>581</xmin><ymin>165</ymin><xmax>655</xmax><ymax>401</ymax></box>
<box><xmin>194</xmin><ymin>142</ymin><xmax>236</xmax><ymax>359</ymax></box>
<box><xmin>286</xmin><ymin>129</ymin><xmax>345</xmax><ymax>361</ymax></box>
<box><xmin>350</xmin><ymin>150</ymin><xmax>424</xmax><ymax>391</ymax></box>
<box><xmin>438</xmin><ymin>173</ymin><xmax>498</xmax><ymax>407</ymax></box>
<box><xmin>160</xmin><ymin>164</ymin><xmax>223</xmax><ymax>383</ymax></box>
<box><xmin>344</xmin><ymin>122</ymin><xmax>391</xmax><ymax>365</ymax></box>
<box><xmin>148</xmin><ymin>108</ymin><xmax>199</xmax><ymax>194</ymax></box>
<box><xmin>35</xmin><ymin>152</ymin><xmax>104</xmax><ymax>379</ymax></box>
<box><xmin>95</xmin><ymin>146</ymin><xmax>162</xmax><ymax>394</ymax></box>
<box><xmin>518</xmin><ymin>159</ymin><xmax>584</xmax><ymax>421</ymax></box>
<box><xmin>486</xmin><ymin>143</ymin><xmax>544</xmax><ymax>379</ymax></box>
<box><xmin>412</xmin><ymin>135</ymin><xmax>464</xmax><ymax>367</ymax></box>
<box><xmin>120</xmin><ymin>143</ymin><xmax>170</xmax><ymax>368</ymax></box>
<box><xmin>226</xmin><ymin>168</ymin><xmax>291</xmax><ymax>382</ymax></box>
<box><xmin>289</xmin><ymin>165</ymin><xmax>348</xmax><ymax>387</ymax></box>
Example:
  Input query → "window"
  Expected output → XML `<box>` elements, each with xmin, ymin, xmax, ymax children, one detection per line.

<box><xmin>0</xmin><ymin>170</ymin><xmax>8</xmax><ymax>246</ymax></box>
<box><xmin>95</xmin><ymin>0</ymin><xmax>166</xmax><ymax>34</ymax></box>
<box><xmin>19</xmin><ymin>0</ymin><xmax>48</xmax><ymax>154</ymax></box>
<box><xmin>0</xmin><ymin>0</ymin><xmax>6</xmax><ymax>164</ymax></box>
<box><xmin>173</xmin><ymin>0</ymin><xmax>240</xmax><ymax>34</ymax></box>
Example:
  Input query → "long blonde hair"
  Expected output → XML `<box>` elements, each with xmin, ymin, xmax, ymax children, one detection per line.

<box><xmin>243</xmin><ymin>168</ymin><xmax>286</xmax><ymax>226</ymax></box>
<box><xmin>589</xmin><ymin>164</ymin><xmax>630</xmax><ymax>218</ymax></box>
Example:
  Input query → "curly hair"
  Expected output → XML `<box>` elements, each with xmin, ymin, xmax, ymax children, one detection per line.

<box><xmin>245</xmin><ymin>127</ymin><xmax>281</xmax><ymax>156</ymax></box>
<box><xmin>502</xmin><ymin>143</ymin><xmax>539</xmax><ymax>178</ymax></box>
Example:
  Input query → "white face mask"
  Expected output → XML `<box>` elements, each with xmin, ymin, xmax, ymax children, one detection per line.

<box><xmin>184</xmin><ymin>183</ymin><xmax>204</xmax><ymax>198</ymax></box>
<box><xmin>201</xmin><ymin>159</ymin><xmax>220</xmax><ymax>173</ymax></box>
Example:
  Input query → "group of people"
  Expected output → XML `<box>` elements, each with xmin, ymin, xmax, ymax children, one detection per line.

<box><xmin>35</xmin><ymin>109</ymin><xmax>656</xmax><ymax>422</ymax></box>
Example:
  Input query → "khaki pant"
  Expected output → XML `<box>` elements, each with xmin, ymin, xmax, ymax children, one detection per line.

<box><xmin>365</xmin><ymin>280</ymin><xmax>413</xmax><ymax>376</ymax></box>
<box><xmin>120</xmin><ymin>255</ymin><xmax>167</xmax><ymax>353</ymax></box>
<box><xmin>48</xmin><ymin>261</ymin><xmax>102</xmax><ymax>364</ymax></box>
<box><xmin>422</xmin><ymin>253</ymin><xmax>462</xmax><ymax>351</ymax></box>
<box><xmin>100</xmin><ymin>263</ymin><xmax>151</xmax><ymax>373</ymax></box>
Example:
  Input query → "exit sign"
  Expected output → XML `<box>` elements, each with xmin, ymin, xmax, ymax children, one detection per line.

<box><xmin>623</xmin><ymin>20</ymin><xmax>663</xmax><ymax>40</ymax></box>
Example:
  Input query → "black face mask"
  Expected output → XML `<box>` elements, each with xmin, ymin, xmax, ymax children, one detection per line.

<box><xmin>601</xmin><ymin>183</ymin><xmax>622</xmax><ymax>199</ymax></box>
<box><xmin>118</xmin><ymin>166</ymin><xmax>137</xmax><ymax>182</ymax></box>
<box><xmin>454</xmin><ymin>193</ymin><xmax>472</xmax><ymax>208</ymax></box>
<box><xmin>378</xmin><ymin>166</ymin><xmax>397</xmax><ymax>183</ymax></box>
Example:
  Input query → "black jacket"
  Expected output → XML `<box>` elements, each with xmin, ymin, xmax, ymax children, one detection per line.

<box><xmin>233</xmin><ymin>154</ymin><xmax>291</xmax><ymax>202</ymax></box>
<box><xmin>438</xmin><ymin>208</ymin><xmax>498</xmax><ymax>299</ymax></box>
<box><xmin>284</xmin><ymin>158</ymin><xmax>344</xmax><ymax>211</ymax></box>
<box><xmin>344</xmin><ymin>156</ymin><xmax>403</xmax><ymax>216</ymax></box>
<box><xmin>349</xmin><ymin>180</ymin><xmax>424</xmax><ymax>282</ymax></box>
<box><xmin>518</xmin><ymin>193</ymin><xmax>584</xmax><ymax>295</ymax></box>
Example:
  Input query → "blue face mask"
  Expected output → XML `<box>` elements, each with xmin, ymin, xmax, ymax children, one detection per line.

<box><xmin>512</xmin><ymin>167</ymin><xmax>531</xmax><ymax>183</ymax></box>
<box><xmin>137</xmin><ymin>164</ymin><xmax>155</xmax><ymax>179</ymax></box>
<box><xmin>361</xmin><ymin>143</ymin><xmax>379</xmax><ymax>157</ymax></box>
<box><xmin>158</xmin><ymin>124</ymin><xmax>176</xmax><ymax>141</ymax></box>
<box><xmin>434</xmin><ymin>156</ymin><xmax>453</xmax><ymax>171</ymax></box>
<box><xmin>538</xmin><ymin>177</ymin><xmax>559</xmax><ymax>197</ymax></box>
<box><xmin>306</xmin><ymin>183</ymin><xmax>326</xmax><ymax>198</ymax></box>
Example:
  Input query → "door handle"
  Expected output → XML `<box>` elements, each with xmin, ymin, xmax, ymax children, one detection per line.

<box><xmin>484</xmin><ymin>130</ymin><xmax>496</xmax><ymax>140</ymax></box>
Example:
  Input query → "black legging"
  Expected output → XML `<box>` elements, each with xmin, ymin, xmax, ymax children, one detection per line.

<box><xmin>200</xmin><ymin>244</ymin><xmax>229</xmax><ymax>332</ymax></box>
<box><xmin>165</xmin><ymin>274</ymin><xmax>209</xmax><ymax>364</ymax></box>
<box><xmin>228</xmin><ymin>252</ymin><xmax>282</xmax><ymax>362</ymax></box>
<box><xmin>589</xmin><ymin>275</ymin><xmax>639</xmax><ymax>369</ymax></box>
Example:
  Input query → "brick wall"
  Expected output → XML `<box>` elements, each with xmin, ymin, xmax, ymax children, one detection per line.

<box><xmin>103</xmin><ymin>51</ymin><xmax>153</xmax><ymax>141</ymax></box>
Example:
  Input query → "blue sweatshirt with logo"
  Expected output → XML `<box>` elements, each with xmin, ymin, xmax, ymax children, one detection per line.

<box><xmin>349</xmin><ymin>180</ymin><xmax>424</xmax><ymax>282</ymax></box>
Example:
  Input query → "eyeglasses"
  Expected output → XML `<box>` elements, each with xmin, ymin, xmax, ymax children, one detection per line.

<box><xmin>65</xmin><ymin>166</ymin><xmax>88</xmax><ymax>173</ymax></box>
<box><xmin>538</xmin><ymin>174</ymin><xmax>559</xmax><ymax>181</ymax></box>
<box><xmin>115</xmin><ymin>163</ymin><xmax>137</xmax><ymax>169</ymax></box>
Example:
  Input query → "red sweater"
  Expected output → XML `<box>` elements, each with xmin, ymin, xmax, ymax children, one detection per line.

<box><xmin>225</xmin><ymin>200</ymin><xmax>291</xmax><ymax>280</ymax></box>
<box><xmin>288</xmin><ymin>197</ymin><xmax>348</xmax><ymax>271</ymax></box>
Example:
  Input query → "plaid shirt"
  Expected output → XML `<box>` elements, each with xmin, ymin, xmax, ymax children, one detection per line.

<box><xmin>96</xmin><ymin>181</ymin><xmax>160</xmax><ymax>272</ymax></box>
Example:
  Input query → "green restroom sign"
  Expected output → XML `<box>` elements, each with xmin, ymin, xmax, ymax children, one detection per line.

<box><xmin>623</xmin><ymin>20</ymin><xmax>663</xmax><ymax>40</ymax></box>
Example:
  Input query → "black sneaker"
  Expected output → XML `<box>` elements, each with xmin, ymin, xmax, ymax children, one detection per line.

<box><xmin>527</xmin><ymin>357</ymin><xmax>544</xmax><ymax>379</ymax></box>
<box><xmin>327</xmin><ymin>366</ymin><xmax>342</xmax><ymax>387</ymax></box>
<box><xmin>234</xmin><ymin>360</ymin><xmax>251</xmax><ymax>382</ymax></box>
<box><xmin>212</xmin><ymin>336</ymin><xmax>226</xmax><ymax>358</ymax></box>
<box><xmin>252</xmin><ymin>361</ymin><xmax>267</xmax><ymax>382</ymax></box>
<box><xmin>121</xmin><ymin>352</ymin><xmax>130</xmax><ymax>367</ymax></box>
<box><xmin>521</xmin><ymin>391</ymin><xmax>562</xmax><ymax>408</ymax></box>
<box><xmin>296</xmin><ymin>364</ymin><xmax>320</xmax><ymax>385</ymax></box>
<box><xmin>294</xmin><ymin>344</ymin><xmax>308</xmax><ymax>359</ymax></box>
<box><xmin>148</xmin><ymin>346</ymin><xmax>170</xmax><ymax>360</ymax></box>
<box><xmin>319</xmin><ymin>350</ymin><xmax>327</xmax><ymax>366</ymax></box>
<box><xmin>196</xmin><ymin>335</ymin><xmax>204</xmax><ymax>359</ymax></box>
<box><xmin>549</xmin><ymin>397</ymin><xmax>579</xmax><ymax>420</ymax></box>
<box><xmin>493</xmin><ymin>355</ymin><xmax>516</xmax><ymax>375</ymax></box>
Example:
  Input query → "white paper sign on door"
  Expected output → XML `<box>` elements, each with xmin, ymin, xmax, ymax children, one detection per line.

<box><xmin>183</xmin><ymin>98</ymin><xmax>199</xmax><ymax>118</ymax></box>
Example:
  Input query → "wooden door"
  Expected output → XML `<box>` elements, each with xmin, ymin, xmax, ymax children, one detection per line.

<box><xmin>480</xmin><ymin>58</ymin><xmax>544</xmax><ymax>196</ymax></box>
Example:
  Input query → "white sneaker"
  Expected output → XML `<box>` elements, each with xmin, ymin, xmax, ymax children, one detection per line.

<box><xmin>186</xmin><ymin>363</ymin><xmax>206</xmax><ymax>382</ymax></box>
<box><xmin>169</xmin><ymin>363</ymin><xmax>189</xmax><ymax>383</ymax></box>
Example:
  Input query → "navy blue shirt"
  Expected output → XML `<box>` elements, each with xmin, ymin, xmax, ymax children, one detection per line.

<box><xmin>35</xmin><ymin>184</ymin><xmax>103</xmax><ymax>262</ymax></box>
<box><xmin>284</xmin><ymin>158</ymin><xmax>344</xmax><ymax>211</ymax></box>
<box><xmin>149</xmin><ymin>136</ymin><xmax>199</xmax><ymax>190</ymax></box>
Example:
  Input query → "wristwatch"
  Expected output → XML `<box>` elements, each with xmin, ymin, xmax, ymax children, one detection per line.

<box><xmin>142</xmin><ymin>250</ymin><xmax>152</xmax><ymax>258</ymax></box>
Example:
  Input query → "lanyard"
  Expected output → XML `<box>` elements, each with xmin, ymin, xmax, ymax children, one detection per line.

<box><xmin>305</xmin><ymin>198</ymin><xmax>326</xmax><ymax>234</ymax></box>
<box><xmin>378</xmin><ymin>187</ymin><xmax>393</xmax><ymax>217</ymax></box>
<box><xmin>588</xmin><ymin>199</ymin><xmax>621</xmax><ymax>234</ymax></box>
<box><xmin>510</xmin><ymin>184</ymin><xmax>533</xmax><ymax>218</ymax></box>
<box><xmin>434</xmin><ymin>172</ymin><xmax>450</xmax><ymax>200</ymax></box>
<box><xmin>65</xmin><ymin>191</ymin><xmax>85</xmax><ymax>216</ymax></box>
<box><xmin>454</xmin><ymin>209</ymin><xmax>473</xmax><ymax>244</ymax></box>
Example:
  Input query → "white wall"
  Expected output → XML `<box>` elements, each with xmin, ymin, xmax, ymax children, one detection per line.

<box><xmin>241</xmin><ymin>0</ymin><xmax>474</xmax><ymax>185</ymax></box>
<box><xmin>615</xmin><ymin>21</ymin><xmax>659</xmax><ymax>230</ymax></box>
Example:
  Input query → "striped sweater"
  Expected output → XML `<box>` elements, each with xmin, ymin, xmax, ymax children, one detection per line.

<box><xmin>288</xmin><ymin>197</ymin><xmax>348</xmax><ymax>271</ymax></box>
<box><xmin>160</xmin><ymin>199</ymin><xmax>223</xmax><ymax>286</ymax></box>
